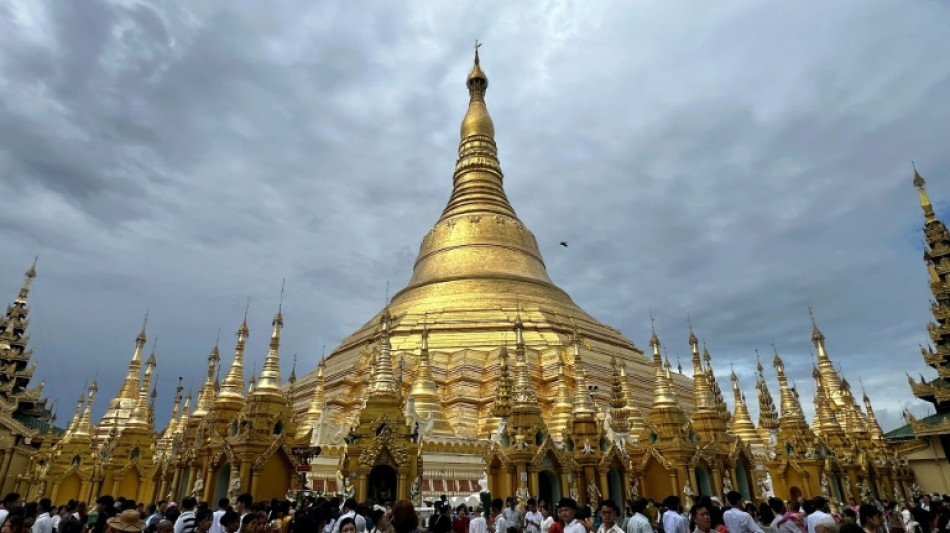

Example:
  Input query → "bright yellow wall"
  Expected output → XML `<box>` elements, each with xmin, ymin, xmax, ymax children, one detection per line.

<box><xmin>255</xmin><ymin>453</ymin><xmax>292</xmax><ymax>501</ymax></box>
<box><xmin>118</xmin><ymin>467</ymin><xmax>141</xmax><ymax>501</ymax></box>
<box><xmin>57</xmin><ymin>474</ymin><xmax>82</xmax><ymax>505</ymax></box>
<box><xmin>642</xmin><ymin>460</ymin><xmax>671</xmax><ymax>501</ymax></box>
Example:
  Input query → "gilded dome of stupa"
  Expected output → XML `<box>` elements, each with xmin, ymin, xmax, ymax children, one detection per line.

<box><xmin>295</xmin><ymin>51</ymin><xmax>692</xmax><ymax>438</ymax></box>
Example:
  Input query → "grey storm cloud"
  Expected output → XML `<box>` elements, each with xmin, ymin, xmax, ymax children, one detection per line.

<box><xmin>1</xmin><ymin>0</ymin><xmax>949</xmax><ymax>433</ymax></box>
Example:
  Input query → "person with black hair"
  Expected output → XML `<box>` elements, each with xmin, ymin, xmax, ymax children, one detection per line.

<box><xmin>333</xmin><ymin>499</ymin><xmax>366</xmax><ymax>533</ymax></box>
<box><xmin>597</xmin><ymin>501</ymin><xmax>623</xmax><ymax>533</ymax></box>
<box><xmin>0</xmin><ymin>493</ymin><xmax>23</xmax><ymax>528</ymax></box>
<box><xmin>175</xmin><ymin>498</ymin><xmax>199</xmax><ymax>533</ymax></box>
<box><xmin>210</xmin><ymin>499</ymin><xmax>230</xmax><ymax>533</ymax></box>
<box><xmin>626</xmin><ymin>500</ymin><xmax>653</xmax><ymax>533</ymax></box>
<box><xmin>430</xmin><ymin>504</ymin><xmax>451</xmax><ymax>533</ymax></box>
<box><xmin>235</xmin><ymin>495</ymin><xmax>253</xmax><ymax>525</ymax></box>
<box><xmin>32</xmin><ymin>499</ymin><xmax>53</xmax><ymax>533</ymax></box>
<box><xmin>492</xmin><ymin>499</ymin><xmax>509</xmax><ymax>533</ymax></box>
<box><xmin>805</xmin><ymin>499</ymin><xmax>832</xmax><ymax>533</ymax></box>
<box><xmin>858</xmin><ymin>505</ymin><xmax>882</xmax><ymax>533</ymax></box>
<box><xmin>195</xmin><ymin>510</ymin><xmax>214</xmax><ymax>533</ymax></box>
<box><xmin>220</xmin><ymin>512</ymin><xmax>240</xmax><ymax>533</ymax></box>
<box><xmin>723</xmin><ymin>492</ymin><xmax>763</xmax><ymax>533</ymax></box>
<box><xmin>841</xmin><ymin>510</ymin><xmax>856</xmax><ymax>525</ymax></box>
<box><xmin>557</xmin><ymin>499</ymin><xmax>584</xmax><ymax>533</ymax></box>
<box><xmin>662</xmin><ymin>497</ymin><xmax>686</xmax><ymax>533</ymax></box>
<box><xmin>690</xmin><ymin>502</ymin><xmax>711</xmax><ymax>533</ymax></box>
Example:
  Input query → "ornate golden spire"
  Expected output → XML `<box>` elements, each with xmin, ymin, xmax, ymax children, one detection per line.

<box><xmin>914</xmin><ymin>162</ymin><xmax>936</xmax><ymax>223</ymax></box>
<box><xmin>839</xmin><ymin>378</ymin><xmax>868</xmax><ymax>434</ymax></box>
<box><xmin>368</xmin><ymin>308</ymin><xmax>400</xmax><ymax>398</ymax></box>
<box><xmin>510</xmin><ymin>317</ymin><xmax>541</xmax><ymax>418</ymax></box>
<box><xmin>64</xmin><ymin>390</ymin><xmax>85</xmax><ymax>438</ymax></box>
<box><xmin>756</xmin><ymin>350</ymin><xmax>778</xmax><ymax>432</ymax></box>
<box><xmin>650</xmin><ymin>330</ymin><xmax>676</xmax><ymax>409</ymax></box>
<box><xmin>704</xmin><ymin>345</ymin><xmax>731</xmax><ymax>424</ymax></box>
<box><xmin>810</xmin><ymin>308</ymin><xmax>845</xmax><ymax>410</ymax></box>
<box><xmin>408</xmin><ymin>320</ymin><xmax>452</xmax><ymax>431</ymax></box>
<box><xmin>15</xmin><ymin>257</ymin><xmax>37</xmax><ymax>303</ymax></box>
<box><xmin>441</xmin><ymin>42</ymin><xmax>513</xmax><ymax>220</ymax></box>
<box><xmin>118</xmin><ymin>315</ymin><xmax>148</xmax><ymax>400</ymax></box>
<box><xmin>179</xmin><ymin>388</ymin><xmax>192</xmax><ymax>429</ymax></box>
<box><xmin>618</xmin><ymin>360</ymin><xmax>644</xmax><ymax>438</ymax></box>
<box><xmin>863</xmin><ymin>388</ymin><xmax>885</xmax><ymax>440</ymax></box>
<box><xmin>130</xmin><ymin>343</ymin><xmax>157</xmax><ymax>429</ymax></box>
<box><xmin>571</xmin><ymin>330</ymin><xmax>597</xmax><ymax>417</ymax></box>
<box><xmin>398</xmin><ymin>45</ymin><xmax>565</xmax><ymax>304</ymax></box>
<box><xmin>690</xmin><ymin>334</ymin><xmax>715</xmax><ymax>412</ymax></box>
<box><xmin>607</xmin><ymin>354</ymin><xmax>630</xmax><ymax>435</ymax></box>
<box><xmin>547</xmin><ymin>349</ymin><xmax>574</xmax><ymax>439</ymax></box>
<box><xmin>163</xmin><ymin>376</ymin><xmax>183</xmax><ymax>438</ymax></box>
<box><xmin>773</xmin><ymin>347</ymin><xmax>809</xmax><ymax>430</ymax></box>
<box><xmin>77</xmin><ymin>380</ymin><xmax>97</xmax><ymax>437</ymax></box>
<box><xmin>491</xmin><ymin>342</ymin><xmax>512</xmax><ymax>418</ymax></box>
<box><xmin>812</xmin><ymin>367</ymin><xmax>843</xmax><ymax>438</ymax></box>
<box><xmin>255</xmin><ymin>307</ymin><xmax>284</xmax><ymax>394</ymax></box>
<box><xmin>193</xmin><ymin>340</ymin><xmax>220</xmax><ymax>417</ymax></box>
<box><xmin>299</xmin><ymin>359</ymin><xmax>326</xmax><ymax>439</ymax></box>
<box><xmin>730</xmin><ymin>367</ymin><xmax>762</xmax><ymax>446</ymax></box>
<box><xmin>218</xmin><ymin>313</ymin><xmax>249</xmax><ymax>401</ymax></box>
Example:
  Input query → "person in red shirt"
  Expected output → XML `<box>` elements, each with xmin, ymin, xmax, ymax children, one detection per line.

<box><xmin>454</xmin><ymin>506</ymin><xmax>471</xmax><ymax>533</ymax></box>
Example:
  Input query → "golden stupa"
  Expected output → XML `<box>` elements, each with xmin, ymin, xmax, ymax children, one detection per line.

<box><xmin>9</xmin><ymin>48</ymin><xmax>918</xmax><ymax>507</ymax></box>
<box><xmin>294</xmin><ymin>48</ymin><xmax>692</xmax><ymax>440</ymax></box>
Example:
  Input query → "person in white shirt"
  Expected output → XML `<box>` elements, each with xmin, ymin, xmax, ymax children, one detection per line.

<box><xmin>525</xmin><ymin>500</ymin><xmax>542</xmax><ymax>533</ymax></box>
<box><xmin>597</xmin><ymin>500</ymin><xmax>625</xmax><ymax>533</ymax></box>
<box><xmin>626</xmin><ymin>499</ymin><xmax>653</xmax><ymax>533</ymax></box>
<box><xmin>210</xmin><ymin>498</ymin><xmax>230</xmax><ymax>533</ymax></box>
<box><xmin>0</xmin><ymin>493</ymin><xmax>23</xmax><ymax>528</ymax></box>
<box><xmin>470</xmin><ymin>507</ymin><xmax>488</xmax><ymax>533</ymax></box>
<box><xmin>492</xmin><ymin>499</ymin><xmax>509</xmax><ymax>533</ymax></box>
<box><xmin>662</xmin><ymin>497</ymin><xmax>688</xmax><ymax>533</ymax></box>
<box><xmin>332</xmin><ymin>499</ymin><xmax>367</xmax><ymax>533</ymax></box>
<box><xmin>805</xmin><ymin>498</ymin><xmax>833</xmax><ymax>533</ymax></box>
<box><xmin>558</xmin><ymin>498</ymin><xmax>586</xmax><ymax>533</ymax></box>
<box><xmin>540</xmin><ymin>505</ymin><xmax>554</xmax><ymax>533</ymax></box>
<box><xmin>723</xmin><ymin>492</ymin><xmax>764</xmax><ymax>533</ymax></box>
<box><xmin>32</xmin><ymin>499</ymin><xmax>53</xmax><ymax>533</ymax></box>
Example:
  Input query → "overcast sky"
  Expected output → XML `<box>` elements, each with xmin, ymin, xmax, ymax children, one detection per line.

<box><xmin>2</xmin><ymin>1</ymin><xmax>949</xmax><ymax>434</ymax></box>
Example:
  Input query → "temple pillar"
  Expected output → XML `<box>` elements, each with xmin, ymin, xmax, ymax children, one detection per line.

<box><xmin>528</xmin><ymin>466</ymin><xmax>540</xmax><ymax>498</ymax></box>
<box><xmin>361</xmin><ymin>471</ymin><xmax>371</xmax><ymax>502</ymax></box>
<box><xmin>397</xmin><ymin>469</ymin><xmax>408</xmax><ymax>500</ymax></box>
<box><xmin>597</xmin><ymin>467</ymin><xmax>609</xmax><ymax>505</ymax></box>
<box><xmin>668</xmin><ymin>470</ymin><xmax>680</xmax><ymax>501</ymax></box>
<box><xmin>170</xmin><ymin>467</ymin><xmax>183</xmax><ymax>501</ymax></box>
<box><xmin>250</xmin><ymin>468</ymin><xmax>261</xmax><ymax>497</ymax></box>
<box><xmin>50</xmin><ymin>481</ymin><xmax>61</xmax><ymax>505</ymax></box>
<box><xmin>202</xmin><ymin>468</ymin><xmax>215</xmax><ymax>503</ymax></box>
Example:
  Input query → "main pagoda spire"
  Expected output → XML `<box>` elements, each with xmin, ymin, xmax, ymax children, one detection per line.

<box><xmin>397</xmin><ymin>45</ymin><xmax>565</xmax><ymax>306</ymax></box>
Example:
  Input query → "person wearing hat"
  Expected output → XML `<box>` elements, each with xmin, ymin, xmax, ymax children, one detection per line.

<box><xmin>107</xmin><ymin>510</ymin><xmax>146</xmax><ymax>533</ymax></box>
<box><xmin>557</xmin><ymin>499</ymin><xmax>584</xmax><ymax>533</ymax></box>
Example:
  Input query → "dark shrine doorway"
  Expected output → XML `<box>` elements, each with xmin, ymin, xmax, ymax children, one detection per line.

<box><xmin>368</xmin><ymin>465</ymin><xmax>398</xmax><ymax>506</ymax></box>
<box><xmin>538</xmin><ymin>470</ymin><xmax>561</xmax><ymax>506</ymax></box>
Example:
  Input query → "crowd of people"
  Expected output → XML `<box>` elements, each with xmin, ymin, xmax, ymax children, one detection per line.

<box><xmin>0</xmin><ymin>491</ymin><xmax>949</xmax><ymax>533</ymax></box>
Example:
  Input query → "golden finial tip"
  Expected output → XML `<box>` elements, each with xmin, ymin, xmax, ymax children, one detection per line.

<box><xmin>913</xmin><ymin>161</ymin><xmax>926</xmax><ymax>188</ymax></box>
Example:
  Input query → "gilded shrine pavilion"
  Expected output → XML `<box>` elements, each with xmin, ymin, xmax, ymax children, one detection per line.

<box><xmin>7</xmin><ymin>51</ymin><xmax>943</xmax><ymax>506</ymax></box>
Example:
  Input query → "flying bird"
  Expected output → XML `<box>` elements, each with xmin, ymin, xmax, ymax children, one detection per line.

<box><xmin>560</xmin><ymin>241</ymin><xmax>568</xmax><ymax>247</ymax></box>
